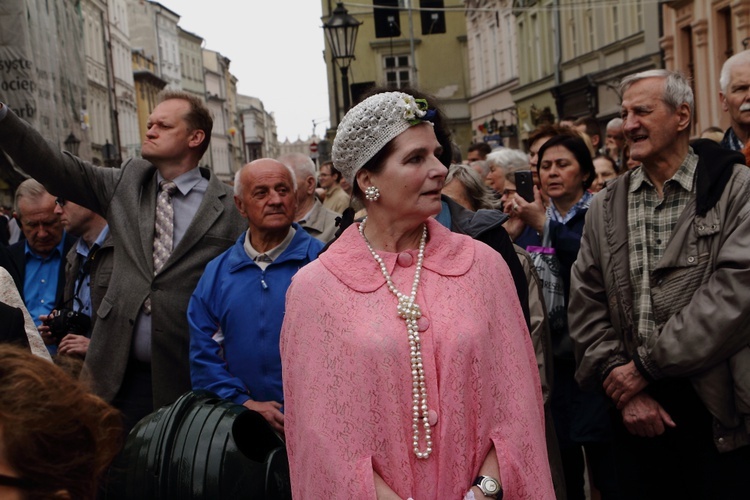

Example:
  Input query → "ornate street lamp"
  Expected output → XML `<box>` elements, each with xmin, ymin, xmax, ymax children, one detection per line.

<box><xmin>63</xmin><ymin>132</ymin><xmax>80</xmax><ymax>156</ymax></box>
<box><xmin>323</xmin><ymin>2</ymin><xmax>362</xmax><ymax>115</ymax></box>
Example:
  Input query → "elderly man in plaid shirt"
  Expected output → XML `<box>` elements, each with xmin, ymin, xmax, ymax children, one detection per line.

<box><xmin>568</xmin><ymin>69</ymin><xmax>750</xmax><ymax>499</ymax></box>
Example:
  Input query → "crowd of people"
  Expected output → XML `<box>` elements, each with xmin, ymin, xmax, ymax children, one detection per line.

<box><xmin>0</xmin><ymin>50</ymin><xmax>749</xmax><ymax>499</ymax></box>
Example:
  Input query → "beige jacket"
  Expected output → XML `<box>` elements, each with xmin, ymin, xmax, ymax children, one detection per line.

<box><xmin>569</xmin><ymin>142</ymin><xmax>750</xmax><ymax>451</ymax></box>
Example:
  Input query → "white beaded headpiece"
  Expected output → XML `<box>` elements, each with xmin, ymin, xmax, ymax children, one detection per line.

<box><xmin>332</xmin><ymin>91</ymin><xmax>435</xmax><ymax>184</ymax></box>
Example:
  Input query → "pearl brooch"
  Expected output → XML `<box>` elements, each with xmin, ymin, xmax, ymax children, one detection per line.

<box><xmin>359</xmin><ymin>217</ymin><xmax>432</xmax><ymax>459</ymax></box>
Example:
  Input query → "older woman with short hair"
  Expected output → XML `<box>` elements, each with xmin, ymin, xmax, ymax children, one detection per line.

<box><xmin>484</xmin><ymin>149</ymin><xmax>529</xmax><ymax>195</ymax></box>
<box><xmin>281</xmin><ymin>89</ymin><xmax>553</xmax><ymax>499</ymax></box>
<box><xmin>442</xmin><ymin>164</ymin><xmax>499</xmax><ymax>211</ymax></box>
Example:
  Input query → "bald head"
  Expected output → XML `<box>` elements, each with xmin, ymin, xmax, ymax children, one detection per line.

<box><xmin>234</xmin><ymin>159</ymin><xmax>297</xmax><ymax>197</ymax></box>
<box><xmin>233</xmin><ymin>159</ymin><xmax>298</xmax><ymax>240</ymax></box>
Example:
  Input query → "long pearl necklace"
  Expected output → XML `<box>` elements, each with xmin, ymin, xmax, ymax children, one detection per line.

<box><xmin>359</xmin><ymin>217</ymin><xmax>432</xmax><ymax>459</ymax></box>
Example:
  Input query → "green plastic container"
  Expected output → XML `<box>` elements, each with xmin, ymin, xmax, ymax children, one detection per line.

<box><xmin>106</xmin><ymin>390</ymin><xmax>291</xmax><ymax>499</ymax></box>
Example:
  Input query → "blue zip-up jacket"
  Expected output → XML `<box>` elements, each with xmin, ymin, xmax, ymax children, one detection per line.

<box><xmin>188</xmin><ymin>223</ymin><xmax>324</xmax><ymax>406</ymax></box>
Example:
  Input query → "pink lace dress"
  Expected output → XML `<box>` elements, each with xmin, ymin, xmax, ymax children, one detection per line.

<box><xmin>281</xmin><ymin>218</ymin><xmax>554</xmax><ymax>499</ymax></box>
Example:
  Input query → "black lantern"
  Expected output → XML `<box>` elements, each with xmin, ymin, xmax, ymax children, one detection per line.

<box><xmin>323</xmin><ymin>2</ymin><xmax>362</xmax><ymax>114</ymax></box>
<box><xmin>488</xmin><ymin>117</ymin><xmax>499</xmax><ymax>135</ymax></box>
<box><xmin>63</xmin><ymin>133</ymin><xmax>80</xmax><ymax>156</ymax></box>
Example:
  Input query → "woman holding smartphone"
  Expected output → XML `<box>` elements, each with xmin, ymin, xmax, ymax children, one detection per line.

<box><xmin>510</xmin><ymin>134</ymin><xmax>621</xmax><ymax>500</ymax></box>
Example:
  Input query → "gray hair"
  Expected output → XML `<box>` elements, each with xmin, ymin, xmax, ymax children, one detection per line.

<box><xmin>486</xmin><ymin>149</ymin><xmax>529</xmax><ymax>172</ymax></box>
<box><xmin>469</xmin><ymin>160</ymin><xmax>490</xmax><ymax>178</ymax></box>
<box><xmin>720</xmin><ymin>50</ymin><xmax>750</xmax><ymax>93</ymax></box>
<box><xmin>445</xmin><ymin>164</ymin><xmax>500</xmax><ymax>211</ymax></box>
<box><xmin>619</xmin><ymin>69</ymin><xmax>694</xmax><ymax>118</ymax></box>
<box><xmin>504</xmin><ymin>164</ymin><xmax>531</xmax><ymax>184</ymax></box>
<box><xmin>606</xmin><ymin>117</ymin><xmax>623</xmax><ymax>131</ymax></box>
<box><xmin>277</xmin><ymin>152</ymin><xmax>316</xmax><ymax>181</ymax></box>
<box><xmin>233</xmin><ymin>160</ymin><xmax>298</xmax><ymax>197</ymax></box>
<box><xmin>14</xmin><ymin>178</ymin><xmax>50</xmax><ymax>215</ymax></box>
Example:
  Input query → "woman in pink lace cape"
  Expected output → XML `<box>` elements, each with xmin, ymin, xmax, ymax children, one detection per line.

<box><xmin>281</xmin><ymin>88</ymin><xmax>554</xmax><ymax>499</ymax></box>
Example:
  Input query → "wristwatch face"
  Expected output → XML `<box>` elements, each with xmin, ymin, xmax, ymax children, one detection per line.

<box><xmin>474</xmin><ymin>476</ymin><xmax>502</xmax><ymax>498</ymax></box>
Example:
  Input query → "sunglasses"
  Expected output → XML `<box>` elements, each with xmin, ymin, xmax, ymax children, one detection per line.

<box><xmin>55</xmin><ymin>197</ymin><xmax>66</xmax><ymax>207</ymax></box>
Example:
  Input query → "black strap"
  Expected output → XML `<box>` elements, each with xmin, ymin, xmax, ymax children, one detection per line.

<box><xmin>73</xmin><ymin>243</ymin><xmax>101</xmax><ymax>309</ymax></box>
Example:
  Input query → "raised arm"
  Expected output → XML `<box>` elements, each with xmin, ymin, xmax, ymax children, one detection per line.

<box><xmin>0</xmin><ymin>103</ymin><xmax>121</xmax><ymax>215</ymax></box>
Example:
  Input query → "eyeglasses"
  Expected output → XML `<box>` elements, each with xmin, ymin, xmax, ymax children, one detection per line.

<box><xmin>55</xmin><ymin>197</ymin><xmax>66</xmax><ymax>207</ymax></box>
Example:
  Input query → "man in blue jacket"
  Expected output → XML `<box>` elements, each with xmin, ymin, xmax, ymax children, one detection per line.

<box><xmin>188</xmin><ymin>159</ymin><xmax>324</xmax><ymax>434</ymax></box>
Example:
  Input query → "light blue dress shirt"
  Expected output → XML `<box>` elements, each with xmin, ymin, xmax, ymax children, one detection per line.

<box><xmin>132</xmin><ymin>168</ymin><xmax>209</xmax><ymax>362</ymax></box>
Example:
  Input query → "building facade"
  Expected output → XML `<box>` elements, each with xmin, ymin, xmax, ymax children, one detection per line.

<box><xmin>238</xmin><ymin>94</ymin><xmax>279</xmax><ymax>162</ymax></box>
<box><xmin>465</xmin><ymin>0</ymin><xmax>520</xmax><ymax>149</ymax></box>
<box><xmin>660</xmin><ymin>0</ymin><xmax>750</xmax><ymax>136</ymax></box>
<box><xmin>108</xmin><ymin>0</ymin><xmax>140</xmax><ymax>162</ymax></box>
<box><xmin>552</xmin><ymin>0</ymin><xmax>661</xmax><ymax>132</ymax></box>
<box><xmin>0</xmin><ymin>0</ymin><xmax>89</xmax><ymax>201</ymax></box>
<box><xmin>178</xmin><ymin>27</ymin><xmax>206</xmax><ymax>102</ymax></box>
<box><xmin>321</xmin><ymin>0</ymin><xmax>473</xmax><ymax>156</ymax></box>
<box><xmin>81</xmin><ymin>0</ymin><xmax>113</xmax><ymax>163</ymax></box>
<box><xmin>127</xmin><ymin>0</ymin><xmax>181</xmax><ymax>90</ymax></box>
<box><xmin>226</xmin><ymin>73</ymin><xmax>244</xmax><ymax>174</ymax></box>
<box><xmin>510</xmin><ymin>0</ymin><xmax>563</xmax><ymax>144</ymax></box>
<box><xmin>202</xmin><ymin>49</ymin><xmax>232</xmax><ymax>182</ymax></box>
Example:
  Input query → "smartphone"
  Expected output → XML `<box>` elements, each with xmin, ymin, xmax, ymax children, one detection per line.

<box><xmin>514</xmin><ymin>170</ymin><xmax>535</xmax><ymax>203</ymax></box>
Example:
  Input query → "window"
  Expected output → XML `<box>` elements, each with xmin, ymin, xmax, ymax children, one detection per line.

<box><xmin>420</xmin><ymin>0</ymin><xmax>445</xmax><ymax>35</ymax></box>
<box><xmin>612</xmin><ymin>5</ymin><xmax>619</xmax><ymax>41</ymax></box>
<box><xmin>636</xmin><ymin>0</ymin><xmax>643</xmax><ymax>32</ymax></box>
<box><xmin>569</xmin><ymin>16</ymin><xmax>578</xmax><ymax>58</ymax></box>
<box><xmin>374</xmin><ymin>0</ymin><xmax>401</xmax><ymax>38</ymax></box>
<box><xmin>717</xmin><ymin>6</ymin><xmax>734</xmax><ymax>59</ymax></box>
<box><xmin>473</xmin><ymin>33</ymin><xmax>484</xmax><ymax>93</ymax></box>
<box><xmin>383</xmin><ymin>55</ymin><xmax>411</xmax><ymax>88</ymax></box>
<box><xmin>504</xmin><ymin>13</ymin><xmax>515</xmax><ymax>79</ymax></box>
<box><xmin>586</xmin><ymin>1</ymin><xmax>595</xmax><ymax>51</ymax></box>
<box><xmin>531</xmin><ymin>14</ymin><xmax>542</xmax><ymax>79</ymax></box>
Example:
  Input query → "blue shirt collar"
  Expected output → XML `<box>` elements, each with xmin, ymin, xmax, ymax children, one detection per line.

<box><xmin>156</xmin><ymin>167</ymin><xmax>204</xmax><ymax>196</ymax></box>
<box><xmin>75</xmin><ymin>225</ymin><xmax>109</xmax><ymax>259</ymax></box>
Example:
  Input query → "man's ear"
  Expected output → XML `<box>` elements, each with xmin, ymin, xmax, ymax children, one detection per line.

<box><xmin>189</xmin><ymin>129</ymin><xmax>206</xmax><ymax>149</ymax></box>
<box><xmin>305</xmin><ymin>175</ymin><xmax>317</xmax><ymax>195</ymax></box>
<box><xmin>233</xmin><ymin>195</ymin><xmax>246</xmax><ymax>218</ymax></box>
<box><xmin>720</xmin><ymin>92</ymin><xmax>729</xmax><ymax>113</ymax></box>
<box><xmin>676</xmin><ymin>103</ymin><xmax>691</xmax><ymax>133</ymax></box>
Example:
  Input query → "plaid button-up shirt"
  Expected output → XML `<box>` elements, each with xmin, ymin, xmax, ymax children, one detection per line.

<box><xmin>627</xmin><ymin>151</ymin><xmax>697</xmax><ymax>343</ymax></box>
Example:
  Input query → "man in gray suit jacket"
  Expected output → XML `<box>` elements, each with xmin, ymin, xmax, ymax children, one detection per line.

<box><xmin>0</xmin><ymin>91</ymin><xmax>246</xmax><ymax>432</ymax></box>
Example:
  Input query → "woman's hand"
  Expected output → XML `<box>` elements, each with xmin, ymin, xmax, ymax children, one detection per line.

<box><xmin>502</xmin><ymin>199</ymin><xmax>526</xmax><ymax>241</ymax></box>
<box><xmin>512</xmin><ymin>186</ymin><xmax>547</xmax><ymax>233</ymax></box>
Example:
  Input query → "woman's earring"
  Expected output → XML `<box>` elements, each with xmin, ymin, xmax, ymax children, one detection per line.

<box><xmin>365</xmin><ymin>186</ymin><xmax>381</xmax><ymax>201</ymax></box>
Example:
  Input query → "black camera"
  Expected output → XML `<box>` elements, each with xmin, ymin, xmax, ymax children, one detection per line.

<box><xmin>45</xmin><ymin>309</ymin><xmax>92</xmax><ymax>344</ymax></box>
